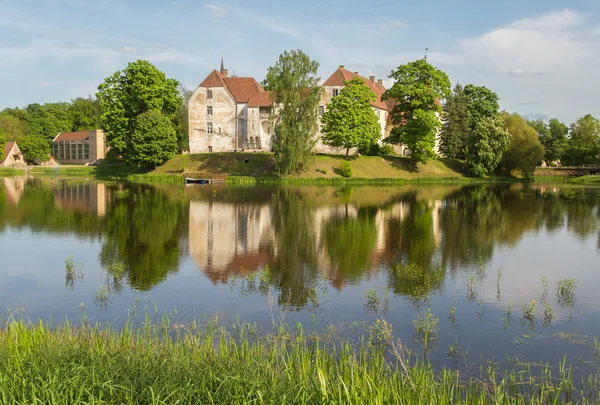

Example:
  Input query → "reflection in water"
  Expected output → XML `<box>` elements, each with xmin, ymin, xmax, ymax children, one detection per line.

<box><xmin>1</xmin><ymin>181</ymin><xmax>599</xmax><ymax>306</ymax></box>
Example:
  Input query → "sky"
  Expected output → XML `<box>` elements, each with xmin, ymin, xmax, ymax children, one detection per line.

<box><xmin>0</xmin><ymin>0</ymin><xmax>599</xmax><ymax>124</ymax></box>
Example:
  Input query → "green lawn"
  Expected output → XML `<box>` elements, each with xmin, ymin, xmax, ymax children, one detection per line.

<box><xmin>157</xmin><ymin>153</ymin><xmax>472</xmax><ymax>181</ymax></box>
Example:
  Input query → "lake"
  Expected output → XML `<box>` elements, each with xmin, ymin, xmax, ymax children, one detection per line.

<box><xmin>1</xmin><ymin>177</ymin><xmax>600</xmax><ymax>376</ymax></box>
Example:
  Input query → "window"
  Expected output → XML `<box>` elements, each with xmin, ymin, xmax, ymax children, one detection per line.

<box><xmin>207</xmin><ymin>123</ymin><xmax>213</xmax><ymax>134</ymax></box>
<box><xmin>207</xmin><ymin>106</ymin><xmax>213</xmax><ymax>115</ymax></box>
<box><xmin>77</xmin><ymin>143</ymin><xmax>83</xmax><ymax>159</ymax></box>
<box><xmin>333</xmin><ymin>89</ymin><xmax>339</xmax><ymax>97</ymax></box>
<box><xmin>207</xmin><ymin>90</ymin><xmax>213</xmax><ymax>99</ymax></box>
<box><xmin>84</xmin><ymin>143</ymin><xmax>90</xmax><ymax>160</ymax></box>
<box><xmin>376</xmin><ymin>111</ymin><xmax>380</xmax><ymax>118</ymax></box>
<box><xmin>218</xmin><ymin>127</ymin><xmax>221</xmax><ymax>134</ymax></box>
<box><xmin>319</xmin><ymin>105</ymin><xmax>325</xmax><ymax>116</ymax></box>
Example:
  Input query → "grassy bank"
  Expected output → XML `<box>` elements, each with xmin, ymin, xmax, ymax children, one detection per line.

<box><xmin>0</xmin><ymin>318</ymin><xmax>589</xmax><ymax>405</ymax></box>
<box><xmin>2</xmin><ymin>153</ymin><xmax>520</xmax><ymax>185</ymax></box>
<box><xmin>570</xmin><ymin>175</ymin><xmax>600</xmax><ymax>185</ymax></box>
<box><xmin>0</xmin><ymin>167</ymin><xmax>22</xmax><ymax>177</ymax></box>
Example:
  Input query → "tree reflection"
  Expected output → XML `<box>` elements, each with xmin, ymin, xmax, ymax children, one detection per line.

<box><xmin>268</xmin><ymin>188</ymin><xmax>320</xmax><ymax>308</ymax></box>
<box><xmin>100</xmin><ymin>185</ymin><xmax>187</xmax><ymax>291</ymax></box>
<box><xmin>322</xmin><ymin>206</ymin><xmax>378</xmax><ymax>285</ymax></box>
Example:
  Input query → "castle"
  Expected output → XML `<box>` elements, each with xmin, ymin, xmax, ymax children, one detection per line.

<box><xmin>188</xmin><ymin>60</ymin><xmax>421</xmax><ymax>156</ymax></box>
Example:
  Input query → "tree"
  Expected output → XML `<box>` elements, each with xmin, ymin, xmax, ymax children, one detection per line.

<box><xmin>130</xmin><ymin>110</ymin><xmax>178</xmax><ymax>167</ymax></box>
<box><xmin>69</xmin><ymin>97</ymin><xmax>101</xmax><ymax>131</ymax></box>
<box><xmin>264</xmin><ymin>49</ymin><xmax>323</xmax><ymax>174</ymax></box>
<box><xmin>563</xmin><ymin>114</ymin><xmax>600</xmax><ymax>166</ymax></box>
<box><xmin>501</xmin><ymin>114</ymin><xmax>545</xmax><ymax>177</ymax></box>
<box><xmin>18</xmin><ymin>136</ymin><xmax>50</xmax><ymax>164</ymax></box>
<box><xmin>465</xmin><ymin>115</ymin><xmax>511</xmax><ymax>177</ymax></box>
<box><xmin>175</xmin><ymin>85</ymin><xmax>193</xmax><ymax>152</ymax></box>
<box><xmin>0</xmin><ymin>112</ymin><xmax>29</xmax><ymax>142</ymax></box>
<box><xmin>96</xmin><ymin>60</ymin><xmax>181</xmax><ymax>163</ymax></box>
<box><xmin>25</xmin><ymin>102</ymin><xmax>72</xmax><ymax>142</ymax></box>
<box><xmin>463</xmin><ymin>85</ymin><xmax>500</xmax><ymax>132</ymax></box>
<box><xmin>440</xmin><ymin>83</ymin><xmax>469</xmax><ymax>159</ymax></box>
<box><xmin>320</xmin><ymin>77</ymin><xmax>381</xmax><ymax>157</ymax></box>
<box><xmin>0</xmin><ymin>128</ymin><xmax>5</xmax><ymax>162</ymax></box>
<box><xmin>547</xmin><ymin>119</ymin><xmax>568</xmax><ymax>164</ymax></box>
<box><xmin>383</xmin><ymin>59</ymin><xmax>451</xmax><ymax>165</ymax></box>
<box><xmin>528</xmin><ymin>118</ymin><xmax>568</xmax><ymax>165</ymax></box>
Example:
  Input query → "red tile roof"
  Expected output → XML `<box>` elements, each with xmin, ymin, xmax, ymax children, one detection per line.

<box><xmin>247</xmin><ymin>91</ymin><xmax>273</xmax><ymax>108</ymax></box>
<box><xmin>54</xmin><ymin>131</ymin><xmax>90</xmax><ymax>141</ymax></box>
<box><xmin>322</xmin><ymin>66</ymin><xmax>389</xmax><ymax>110</ymax></box>
<box><xmin>199</xmin><ymin>69</ymin><xmax>267</xmax><ymax>104</ymax></box>
<box><xmin>3</xmin><ymin>142</ymin><xmax>15</xmax><ymax>162</ymax></box>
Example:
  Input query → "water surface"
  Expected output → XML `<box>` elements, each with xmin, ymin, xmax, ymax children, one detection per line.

<box><xmin>1</xmin><ymin>177</ymin><xmax>599</xmax><ymax>375</ymax></box>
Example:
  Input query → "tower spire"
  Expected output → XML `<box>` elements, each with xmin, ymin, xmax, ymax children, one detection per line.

<box><xmin>220</xmin><ymin>55</ymin><xmax>224</xmax><ymax>73</ymax></box>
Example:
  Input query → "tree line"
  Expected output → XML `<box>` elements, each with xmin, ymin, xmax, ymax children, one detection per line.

<box><xmin>0</xmin><ymin>60</ymin><xmax>191</xmax><ymax>166</ymax></box>
<box><xmin>2</xmin><ymin>51</ymin><xmax>599</xmax><ymax>176</ymax></box>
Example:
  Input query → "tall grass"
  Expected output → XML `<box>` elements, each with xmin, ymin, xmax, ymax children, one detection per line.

<box><xmin>0</xmin><ymin>316</ymin><xmax>594</xmax><ymax>404</ymax></box>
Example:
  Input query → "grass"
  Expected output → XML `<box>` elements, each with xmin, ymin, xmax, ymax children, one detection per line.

<box><xmin>0</xmin><ymin>317</ymin><xmax>594</xmax><ymax>405</ymax></box>
<box><xmin>159</xmin><ymin>153</ymin><xmax>516</xmax><ymax>185</ymax></box>
<box><xmin>0</xmin><ymin>167</ymin><xmax>23</xmax><ymax>176</ymax></box>
<box><xmin>570</xmin><ymin>175</ymin><xmax>600</xmax><ymax>185</ymax></box>
<box><xmin>155</xmin><ymin>152</ymin><xmax>272</xmax><ymax>177</ymax></box>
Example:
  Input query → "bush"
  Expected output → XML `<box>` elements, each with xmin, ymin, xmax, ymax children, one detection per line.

<box><xmin>338</xmin><ymin>160</ymin><xmax>352</xmax><ymax>177</ymax></box>
<box><xmin>360</xmin><ymin>143</ymin><xmax>394</xmax><ymax>156</ymax></box>
<box><xmin>316</xmin><ymin>168</ymin><xmax>327</xmax><ymax>174</ymax></box>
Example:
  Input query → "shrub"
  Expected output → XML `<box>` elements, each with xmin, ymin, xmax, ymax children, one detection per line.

<box><xmin>360</xmin><ymin>143</ymin><xmax>394</xmax><ymax>156</ymax></box>
<box><xmin>316</xmin><ymin>168</ymin><xmax>327</xmax><ymax>174</ymax></box>
<box><xmin>339</xmin><ymin>161</ymin><xmax>352</xmax><ymax>177</ymax></box>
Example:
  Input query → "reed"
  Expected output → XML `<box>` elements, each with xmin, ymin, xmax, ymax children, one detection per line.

<box><xmin>0</xmin><ymin>317</ymin><xmax>594</xmax><ymax>404</ymax></box>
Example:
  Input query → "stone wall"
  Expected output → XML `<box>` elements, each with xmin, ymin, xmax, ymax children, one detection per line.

<box><xmin>189</xmin><ymin>87</ymin><xmax>237</xmax><ymax>153</ymax></box>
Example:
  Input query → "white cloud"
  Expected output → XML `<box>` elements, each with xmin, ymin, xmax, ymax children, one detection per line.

<box><xmin>204</xmin><ymin>4</ymin><xmax>227</xmax><ymax>18</ymax></box>
<box><xmin>506</xmin><ymin>68</ymin><xmax>527</xmax><ymax>78</ymax></box>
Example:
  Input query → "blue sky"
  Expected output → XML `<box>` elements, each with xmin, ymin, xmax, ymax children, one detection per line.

<box><xmin>1</xmin><ymin>0</ymin><xmax>599</xmax><ymax>124</ymax></box>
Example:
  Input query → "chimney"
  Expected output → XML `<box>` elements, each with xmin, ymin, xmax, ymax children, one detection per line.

<box><xmin>377</xmin><ymin>79</ymin><xmax>383</xmax><ymax>86</ymax></box>
<box><xmin>222</xmin><ymin>69</ymin><xmax>228</xmax><ymax>78</ymax></box>
<box><xmin>369</xmin><ymin>75</ymin><xmax>375</xmax><ymax>83</ymax></box>
<box><xmin>339</xmin><ymin>65</ymin><xmax>345</xmax><ymax>69</ymax></box>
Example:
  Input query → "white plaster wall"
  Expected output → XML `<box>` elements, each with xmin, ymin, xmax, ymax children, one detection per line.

<box><xmin>189</xmin><ymin>87</ymin><xmax>237</xmax><ymax>153</ymax></box>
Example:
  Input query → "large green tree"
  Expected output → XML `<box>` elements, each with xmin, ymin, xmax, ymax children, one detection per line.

<box><xmin>501</xmin><ymin>114</ymin><xmax>545</xmax><ymax>177</ymax></box>
<box><xmin>69</xmin><ymin>97</ymin><xmax>101</xmax><ymax>131</ymax></box>
<box><xmin>18</xmin><ymin>136</ymin><xmax>50</xmax><ymax>164</ymax></box>
<box><xmin>96</xmin><ymin>60</ymin><xmax>181</xmax><ymax>164</ymax></box>
<box><xmin>528</xmin><ymin>118</ymin><xmax>568</xmax><ymax>165</ymax></box>
<box><xmin>465</xmin><ymin>115</ymin><xmax>511</xmax><ymax>177</ymax></box>
<box><xmin>440</xmin><ymin>83</ymin><xmax>469</xmax><ymax>159</ymax></box>
<box><xmin>130</xmin><ymin>110</ymin><xmax>178</xmax><ymax>167</ymax></box>
<box><xmin>563</xmin><ymin>114</ymin><xmax>600</xmax><ymax>165</ymax></box>
<box><xmin>463</xmin><ymin>85</ymin><xmax>500</xmax><ymax>132</ymax></box>
<box><xmin>547</xmin><ymin>119</ymin><xmax>568</xmax><ymax>164</ymax></box>
<box><xmin>0</xmin><ymin>128</ymin><xmax>5</xmax><ymax>162</ymax></box>
<box><xmin>320</xmin><ymin>77</ymin><xmax>381</xmax><ymax>157</ymax></box>
<box><xmin>24</xmin><ymin>102</ymin><xmax>72</xmax><ymax>142</ymax></box>
<box><xmin>264</xmin><ymin>50</ymin><xmax>323</xmax><ymax>174</ymax></box>
<box><xmin>383</xmin><ymin>59</ymin><xmax>451</xmax><ymax>165</ymax></box>
<box><xmin>175</xmin><ymin>85</ymin><xmax>193</xmax><ymax>152</ymax></box>
<box><xmin>0</xmin><ymin>113</ymin><xmax>28</xmax><ymax>142</ymax></box>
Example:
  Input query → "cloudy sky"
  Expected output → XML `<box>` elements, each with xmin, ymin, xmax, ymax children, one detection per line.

<box><xmin>0</xmin><ymin>0</ymin><xmax>599</xmax><ymax>124</ymax></box>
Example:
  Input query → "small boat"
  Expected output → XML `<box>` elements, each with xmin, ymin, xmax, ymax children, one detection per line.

<box><xmin>185</xmin><ymin>178</ymin><xmax>209</xmax><ymax>185</ymax></box>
